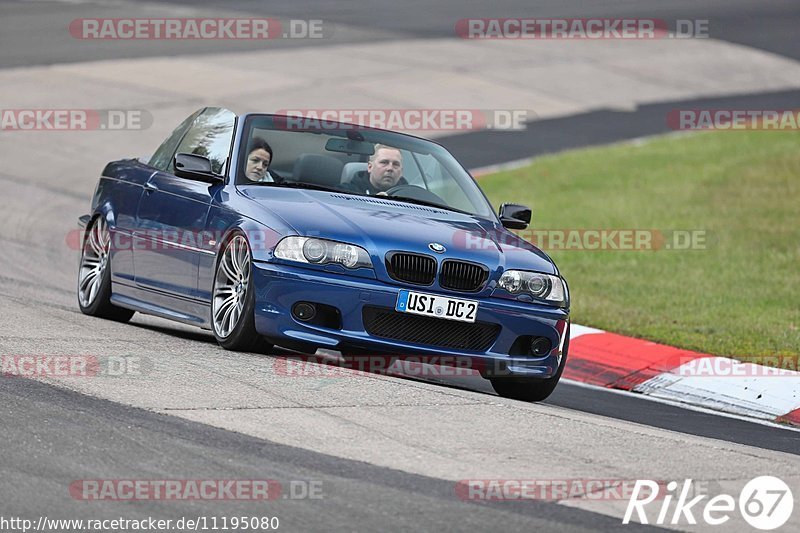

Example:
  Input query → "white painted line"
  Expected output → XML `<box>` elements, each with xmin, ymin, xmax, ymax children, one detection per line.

<box><xmin>634</xmin><ymin>358</ymin><xmax>800</xmax><ymax>420</ymax></box>
<box><xmin>569</xmin><ymin>323</ymin><xmax>605</xmax><ymax>339</ymax></box>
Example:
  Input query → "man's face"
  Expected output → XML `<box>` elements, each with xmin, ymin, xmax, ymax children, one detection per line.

<box><xmin>245</xmin><ymin>148</ymin><xmax>271</xmax><ymax>181</ymax></box>
<box><xmin>367</xmin><ymin>148</ymin><xmax>403</xmax><ymax>192</ymax></box>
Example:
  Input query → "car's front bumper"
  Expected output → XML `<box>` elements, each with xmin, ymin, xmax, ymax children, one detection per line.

<box><xmin>252</xmin><ymin>261</ymin><xmax>569</xmax><ymax>379</ymax></box>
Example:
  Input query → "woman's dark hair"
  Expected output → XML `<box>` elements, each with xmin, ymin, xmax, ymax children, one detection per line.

<box><xmin>247</xmin><ymin>137</ymin><xmax>273</xmax><ymax>164</ymax></box>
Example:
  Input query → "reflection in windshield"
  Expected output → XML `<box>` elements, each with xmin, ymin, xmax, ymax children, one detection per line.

<box><xmin>175</xmin><ymin>108</ymin><xmax>236</xmax><ymax>175</ymax></box>
<box><xmin>238</xmin><ymin>115</ymin><xmax>496</xmax><ymax>219</ymax></box>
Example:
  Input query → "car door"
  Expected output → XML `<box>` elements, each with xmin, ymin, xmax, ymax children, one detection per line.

<box><xmin>108</xmin><ymin>110</ymin><xmax>201</xmax><ymax>284</ymax></box>
<box><xmin>133</xmin><ymin>107</ymin><xmax>236</xmax><ymax>300</ymax></box>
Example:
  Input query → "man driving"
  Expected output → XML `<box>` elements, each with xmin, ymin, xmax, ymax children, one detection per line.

<box><xmin>346</xmin><ymin>144</ymin><xmax>407</xmax><ymax>195</ymax></box>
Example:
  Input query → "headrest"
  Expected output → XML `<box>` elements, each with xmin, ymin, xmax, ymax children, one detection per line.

<box><xmin>341</xmin><ymin>162</ymin><xmax>368</xmax><ymax>184</ymax></box>
<box><xmin>292</xmin><ymin>154</ymin><xmax>344</xmax><ymax>187</ymax></box>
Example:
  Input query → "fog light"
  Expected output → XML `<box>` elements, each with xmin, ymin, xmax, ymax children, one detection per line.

<box><xmin>530</xmin><ymin>336</ymin><xmax>552</xmax><ymax>356</ymax></box>
<box><xmin>292</xmin><ymin>302</ymin><xmax>316</xmax><ymax>322</ymax></box>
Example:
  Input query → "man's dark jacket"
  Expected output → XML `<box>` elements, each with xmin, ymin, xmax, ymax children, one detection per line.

<box><xmin>342</xmin><ymin>171</ymin><xmax>408</xmax><ymax>195</ymax></box>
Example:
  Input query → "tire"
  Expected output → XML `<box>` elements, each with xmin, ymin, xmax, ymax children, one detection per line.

<box><xmin>490</xmin><ymin>324</ymin><xmax>570</xmax><ymax>402</ymax></box>
<box><xmin>211</xmin><ymin>232</ymin><xmax>273</xmax><ymax>353</ymax></box>
<box><xmin>77</xmin><ymin>216</ymin><xmax>135</xmax><ymax>322</ymax></box>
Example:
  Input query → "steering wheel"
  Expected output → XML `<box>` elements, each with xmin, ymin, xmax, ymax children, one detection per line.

<box><xmin>384</xmin><ymin>184</ymin><xmax>446</xmax><ymax>205</ymax></box>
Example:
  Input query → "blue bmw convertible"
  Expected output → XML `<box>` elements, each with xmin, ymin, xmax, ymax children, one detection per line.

<box><xmin>77</xmin><ymin>107</ymin><xmax>570</xmax><ymax>401</ymax></box>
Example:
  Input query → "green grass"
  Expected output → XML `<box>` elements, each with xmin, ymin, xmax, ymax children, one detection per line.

<box><xmin>479</xmin><ymin>130</ymin><xmax>800</xmax><ymax>361</ymax></box>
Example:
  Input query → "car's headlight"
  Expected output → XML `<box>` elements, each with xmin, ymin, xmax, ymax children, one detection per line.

<box><xmin>498</xmin><ymin>270</ymin><xmax>566</xmax><ymax>306</ymax></box>
<box><xmin>274</xmin><ymin>236</ymin><xmax>373</xmax><ymax>269</ymax></box>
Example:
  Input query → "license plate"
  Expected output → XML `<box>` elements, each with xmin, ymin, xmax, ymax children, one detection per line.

<box><xmin>395</xmin><ymin>290</ymin><xmax>478</xmax><ymax>323</ymax></box>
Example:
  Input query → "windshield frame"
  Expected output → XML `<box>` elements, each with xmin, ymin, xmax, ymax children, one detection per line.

<box><xmin>232</xmin><ymin>113</ymin><xmax>500</xmax><ymax>221</ymax></box>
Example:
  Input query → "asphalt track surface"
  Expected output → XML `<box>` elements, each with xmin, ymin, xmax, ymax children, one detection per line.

<box><xmin>3</xmin><ymin>0</ymin><xmax>798</xmax><ymax>163</ymax></box>
<box><xmin>1</xmin><ymin>1</ymin><xmax>799</xmax><ymax>531</ymax></box>
<box><xmin>2</xmin><ymin>0</ymin><xmax>799</xmax><ymax>67</ymax></box>
<box><xmin>2</xmin><ymin>378</ymin><xmax>661</xmax><ymax>532</ymax></box>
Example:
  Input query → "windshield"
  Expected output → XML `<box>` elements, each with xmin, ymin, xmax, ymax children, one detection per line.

<box><xmin>236</xmin><ymin>115</ymin><xmax>496</xmax><ymax>219</ymax></box>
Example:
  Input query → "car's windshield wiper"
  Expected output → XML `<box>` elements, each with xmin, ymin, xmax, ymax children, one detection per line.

<box><xmin>381</xmin><ymin>195</ymin><xmax>470</xmax><ymax>215</ymax></box>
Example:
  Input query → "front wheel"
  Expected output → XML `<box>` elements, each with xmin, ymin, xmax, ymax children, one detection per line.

<box><xmin>490</xmin><ymin>325</ymin><xmax>570</xmax><ymax>402</ymax></box>
<box><xmin>211</xmin><ymin>232</ymin><xmax>273</xmax><ymax>353</ymax></box>
<box><xmin>77</xmin><ymin>216</ymin><xmax>135</xmax><ymax>322</ymax></box>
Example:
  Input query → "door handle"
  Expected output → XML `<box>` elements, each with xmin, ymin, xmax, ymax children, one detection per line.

<box><xmin>143</xmin><ymin>182</ymin><xmax>158</xmax><ymax>193</ymax></box>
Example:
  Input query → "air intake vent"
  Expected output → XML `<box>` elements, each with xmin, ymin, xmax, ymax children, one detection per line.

<box><xmin>363</xmin><ymin>306</ymin><xmax>500</xmax><ymax>351</ymax></box>
<box><xmin>439</xmin><ymin>260</ymin><xmax>489</xmax><ymax>292</ymax></box>
<box><xmin>385</xmin><ymin>252</ymin><xmax>436</xmax><ymax>285</ymax></box>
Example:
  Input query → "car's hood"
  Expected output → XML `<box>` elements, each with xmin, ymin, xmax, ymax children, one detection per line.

<box><xmin>240</xmin><ymin>187</ymin><xmax>556</xmax><ymax>275</ymax></box>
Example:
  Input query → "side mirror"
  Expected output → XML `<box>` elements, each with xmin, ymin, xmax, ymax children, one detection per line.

<box><xmin>173</xmin><ymin>153</ymin><xmax>222</xmax><ymax>183</ymax></box>
<box><xmin>499</xmin><ymin>203</ymin><xmax>531</xmax><ymax>229</ymax></box>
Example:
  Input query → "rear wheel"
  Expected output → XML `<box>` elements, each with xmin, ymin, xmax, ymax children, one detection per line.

<box><xmin>490</xmin><ymin>325</ymin><xmax>570</xmax><ymax>402</ymax></box>
<box><xmin>77</xmin><ymin>216</ymin><xmax>135</xmax><ymax>322</ymax></box>
<box><xmin>211</xmin><ymin>232</ymin><xmax>273</xmax><ymax>353</ymax></box>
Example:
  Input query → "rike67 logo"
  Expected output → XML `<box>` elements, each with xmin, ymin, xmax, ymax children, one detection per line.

<box><xmin>624</xmin><ymin>476</ymin><xmax>794</xmax><ymax>530</ymax></box>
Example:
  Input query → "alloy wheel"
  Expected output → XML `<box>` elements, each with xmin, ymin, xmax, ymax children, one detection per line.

<box><xmin>212</xmin><ymin>235</ymin><xmax>251</xmax><ymax>338</ymax></box>
<box><xmin>78</xmin><ymin>217</ymin><xmax>111</xmax><ymax>308</ymax></box>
